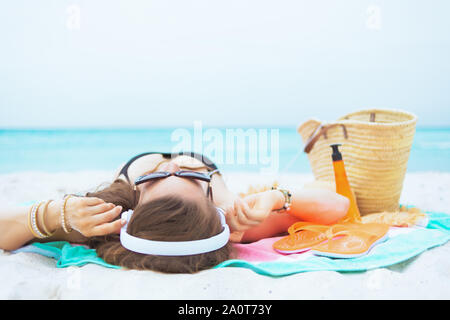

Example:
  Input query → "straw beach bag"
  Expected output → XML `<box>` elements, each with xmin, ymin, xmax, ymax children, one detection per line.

<box><xmin>297</xmin><ymin>109</ymin><xmax>418</xmax><ymax>215</ymax></box>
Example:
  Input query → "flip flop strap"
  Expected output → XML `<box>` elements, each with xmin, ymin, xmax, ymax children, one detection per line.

<box><xmin>288</xmin><ymin>222</ymin><xmax>330</xmax><ymax>235</ymax></box>
<box><xmin>325</xmin><ymin>226</ymin><xmax>381</xmax><ymax>240</ymax></box>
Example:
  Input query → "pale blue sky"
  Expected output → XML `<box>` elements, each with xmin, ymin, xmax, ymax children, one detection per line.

<box><xmin>1</xmin><ymin>0</ymin><xmax>449</xmax><ymax>128</ymax></box>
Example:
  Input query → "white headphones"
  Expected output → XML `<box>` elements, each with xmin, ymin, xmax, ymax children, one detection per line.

<box><xmin>120</xmin><ymin>207</ymin><xmax>230</xmax><ymax>256</ymax></box>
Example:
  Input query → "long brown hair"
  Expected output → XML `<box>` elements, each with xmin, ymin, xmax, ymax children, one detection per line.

<box><xmin>85</xmin><ymin>179</ymin><xmax>233</xmax><ymax>273</ymax></box>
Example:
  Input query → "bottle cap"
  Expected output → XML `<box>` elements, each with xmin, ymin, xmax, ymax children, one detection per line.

<box><xmin>330</xmin><ymin>144</ymin><xmax>343</xmax><ymax>161</ymax></box>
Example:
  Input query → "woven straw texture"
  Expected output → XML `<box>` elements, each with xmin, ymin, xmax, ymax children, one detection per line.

<box><xmin>297</xmin><ymin>109</ymin><xmax>417</xmax><ymax>215</ymax></box>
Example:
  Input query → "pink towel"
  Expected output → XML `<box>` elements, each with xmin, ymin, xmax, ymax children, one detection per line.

<box><xmin>232</xmin><ymin>236</ymin><xmax>287</xmax><ymax>262</ymax></box>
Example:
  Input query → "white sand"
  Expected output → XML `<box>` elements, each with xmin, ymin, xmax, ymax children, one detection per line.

<box><xmin>1</xmin><ymin>171</ymin><xmax>449</xmax><ymax>299</ymax></box>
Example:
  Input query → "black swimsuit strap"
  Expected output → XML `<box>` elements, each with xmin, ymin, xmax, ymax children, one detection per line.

<box><xmin>118</xmin><ymin>151</ymin><xmax>219</xmax><ymax>184</ymax></box>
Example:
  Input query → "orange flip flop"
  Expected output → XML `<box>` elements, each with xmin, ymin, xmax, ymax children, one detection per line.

<box><xmin>310</xmin><ymin>223</ymin><xmax>390</xmax><ymax>258</ymax></box>
<box><xmin>273</xmin><ymin>222</ymin><xmax>335</xmax><ymax>254</ymax></box>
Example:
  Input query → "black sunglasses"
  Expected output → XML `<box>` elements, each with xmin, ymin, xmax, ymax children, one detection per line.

<box><xmin>134</xmin><ymin>170</ymin><xmax>214</xmax><ymax>200</ymax></box>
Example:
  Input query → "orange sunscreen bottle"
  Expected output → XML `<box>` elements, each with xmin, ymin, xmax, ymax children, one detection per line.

<box><xmin>330</xmin><ymin>144</ymin><xmax>361</xmax><ymax>223</ymax></box>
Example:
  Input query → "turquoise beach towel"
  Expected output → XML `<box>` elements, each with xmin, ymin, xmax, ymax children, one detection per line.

<box><xmin>12</xmin><ymin>210</ymin><xmax>450</xmax><ymax>277</ymax></box>
<box><xmin>214</xmin><ymin>211</ymin><xmax>450</xmax><ymax>276</ymax></box>
<box><xmin>13</xmin><ymin>241</ymin><xmax>120</xmax><ymax>269</ymax></box>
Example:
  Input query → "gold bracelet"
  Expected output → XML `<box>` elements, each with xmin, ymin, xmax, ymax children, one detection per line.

<box><xmin>40</xmin><ymin>200</ymin><xmax>55</xmax><ymax>237</ymax></box>
<box><xmin>61</xmin><ymin>195</ymin><xmax>73</xmax><ymax>233</ymax></box>
<box><xmin>28</xmin><ymin>201</ymin><xmax>48</xmax><ymax>239</ymax></box>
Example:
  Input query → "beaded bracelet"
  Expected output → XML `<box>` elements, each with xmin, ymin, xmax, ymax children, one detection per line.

<box><xmin>271</xmin><ymin>186</ymin><xmax>292</xmax><ymax>212</ymax></box>
<box><xmin>61</xmin><ymin>195</ymin><xmax>73</xmax><ymax>233</ymax></box>
<box><xmin>28</xmin><ymin>201</ymin><xmax>48</xmax><ymax>239</ymax></box>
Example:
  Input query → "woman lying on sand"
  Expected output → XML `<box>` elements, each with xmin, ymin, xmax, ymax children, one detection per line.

<box><xmin>0</xmin><ymin>152</ymin><xmax>349</xmax><ymax>273</ymax></box>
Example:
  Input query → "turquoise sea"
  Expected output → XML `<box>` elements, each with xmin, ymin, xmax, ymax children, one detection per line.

<box><xmin>0</xmin><ymin>127</ymin><xmax>449</xmax><ymax>174</ymax></box>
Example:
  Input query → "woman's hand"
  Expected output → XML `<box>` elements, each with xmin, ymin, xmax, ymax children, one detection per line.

<box><xmin>64</xmin><ymin>197</ymin><xmax>124</xmax><ymax>237</ymax></box>
<box><xmin>224</xmin><ymin>191</ymin><xmax>283</xmax><ymax>232</ymax></box>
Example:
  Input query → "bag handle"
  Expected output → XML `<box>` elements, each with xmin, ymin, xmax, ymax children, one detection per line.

<box><xmin>303</xmin><ymin>111</ymin><xmax>376</xmax><ymax>153</ymax></box>
<box><xmin>303</xmin><ymin>123</ymin><xmax>348</xmax><ymax>153</ymax></box>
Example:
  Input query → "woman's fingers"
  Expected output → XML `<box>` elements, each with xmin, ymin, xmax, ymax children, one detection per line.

<box><xmin>240</xmin><ymin>200</ymin><xmax>266</xmax><ymax>222</ymax></box>
<box><xmin>87</xmin><ymin>202</ymin><xmax>116</xmax><ymax>215</ymax></box>
<box><xmin>235</xmin><ymin>200</ymin><xmax>260</xmax><ymax>227</ymax></box>
<box><xmin>62</xmin><ymin>196</ymin><xmax>125</xmax><ymax>237</ymax></box>
<box><xmin>227</xmin><ymin>215</ymin><xmax>246</xmax><ymax>232</ymax></box>
<box><xmin>83</xmin><ymin>197</ymin><xmax>105</xmax><ymax>206</ymax></box>
<box><xmin>91</xmin><ymin>218</ymin><xmax>124</xmax><ymax>236</ymax></box>
<box><xmin>90</xmin><ymin>205</ymin><xmax>123</xmax><ymax>226</ymax></box>
<box><xmin>224</xmin><ymin>200</ymin><xmax>258</xmax><ymax>232</ymax></box>
<box><xmin>224</xmin><ymin>206</ymin><xmax>245</xmax><ymax>232</ymax></box>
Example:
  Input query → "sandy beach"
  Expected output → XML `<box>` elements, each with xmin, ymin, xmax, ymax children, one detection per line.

<box><xmin>1</xmin><ymin>170</ymin><xmax>449</xmax><ymax>299</ymax></box>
